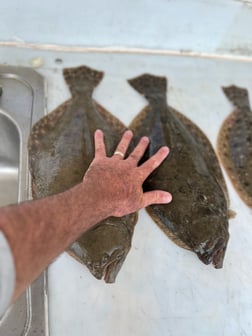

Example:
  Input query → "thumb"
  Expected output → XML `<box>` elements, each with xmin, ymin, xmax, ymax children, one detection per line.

<box><xmin>142</xmin><ymin>190</ymin><xmax>172</xmax><ymax>207</ymax></box>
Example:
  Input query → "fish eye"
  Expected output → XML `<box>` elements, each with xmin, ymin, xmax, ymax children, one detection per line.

<box><xmin>102</xmin><ymin>254</ymin><xmax>109</xmax><ymax>264</ymax></box>
<box><xmin>93</xmin><ymin>263</ymin><xmax>100</xmax><ymax>269</ymax></box>
<box><xmin>197</xmin><ymin>194</ymin><xmax>207</xmax><ymax>202</ymax></box>
<box><xmin>116</xmin><ymin>254</ymin><xmax>123</xmax><ymax>260</ymax></box>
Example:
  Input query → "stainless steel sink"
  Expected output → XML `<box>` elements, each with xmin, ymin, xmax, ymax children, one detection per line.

<box><xmin>0</xmin><ymin>110</ymin><xmax>19</xmax><ymax>207</ymax></box>
<box><xmin>0</xmin><ymin>66</ymin><xmax>48</xmax><ymax>335</ymax></box>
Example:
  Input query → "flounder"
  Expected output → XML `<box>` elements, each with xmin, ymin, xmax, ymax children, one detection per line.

<box><xmin>217</xmin><ymin>85</ymin><xmax>252</xmax><ymax>207</ymax></box>
<box><xmin>28</xmin><ymin>65</ymin><xmax>138</xmax><ymax>283</ymax></box>
<box><xmin>128</xmin><ymin>74</ymin><xmax>230</xmax><ymax>268</ymax></box>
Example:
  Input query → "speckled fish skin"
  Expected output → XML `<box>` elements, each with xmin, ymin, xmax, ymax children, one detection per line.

<box><xmin>217</xmin><ymin>85</ymin><xmax>252</xmax><ymax>207</ymax></box>
<box><xmin>28</xmin><ymin>65</ymin><xmax>138</xmax><ymax>283</ymax></box>
<box><xmin>128</xmin><ymin>74</ymin><xmax>230</xmax><ymax>268</ymax></box>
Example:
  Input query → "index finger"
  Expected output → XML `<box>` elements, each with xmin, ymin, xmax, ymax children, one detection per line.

<box><xmin>94</xmin><ymin>129</ymin><xmax>106</xmax><ymax>158</ymax></box>
<box><xmin>139</xmin><ymin>146</ymin><xmax>169</xmax><ymax>180</ymax></box>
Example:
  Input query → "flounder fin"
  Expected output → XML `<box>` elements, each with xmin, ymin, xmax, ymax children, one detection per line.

<box><xmin>63</xmin><ymin>65</ymin><xmax>104</xmax><ymax>95</ymax></box>
<box><xmin>222</xmin><ymin>85</ymin><xmax>250</xmax><ymax>109</ymax></box>
<box><xmin>128</xmin><ymin>74</ymin><xmax>167</xmax><ymax>99</ymax></box>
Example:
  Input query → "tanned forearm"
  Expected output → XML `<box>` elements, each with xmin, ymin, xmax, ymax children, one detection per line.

<box><xmin>0</xmin><ymin>183</ymin><xmax>106</xmax><ymax>301</ymax></box>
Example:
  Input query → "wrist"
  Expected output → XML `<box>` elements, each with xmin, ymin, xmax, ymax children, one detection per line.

<box><xmin>62</xmin><ymin>182</ymin><xmax>109</xmax><ymax>237</ymax></box>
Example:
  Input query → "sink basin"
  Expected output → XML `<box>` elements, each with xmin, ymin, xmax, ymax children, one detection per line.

<box><xmin>0</xmin><ymin>66</ymin><xmax>48</xmax><ymax>335</ymax></box>
<box><xmin>0</xmin><ymin>111</ymin><xmax>19</xmax><ymax>207</ymax></box>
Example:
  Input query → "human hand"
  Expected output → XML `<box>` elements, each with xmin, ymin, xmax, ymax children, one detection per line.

<box><xmin>82</xmin><ymin>129</ymin><xmax>172</xmax><ymax>218</ymax></box>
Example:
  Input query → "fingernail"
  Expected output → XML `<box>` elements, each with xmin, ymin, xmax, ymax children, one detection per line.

<box><xmin>141</xmin><ymin>136</ymin><xmax>149</xmax><ymax>143</ymax></box>
<box><xmin>161</xmin><ymin>146</ymin><xmax>169</xmax><ymax>154</ymax></box>
<box><xmin>125</xmin><ymin>130</ymin><xmax>133</xmax><ymax>137</ymax></box>
<box><xmin>163</xmin><ymin>193</ymin><xmax>172</xmax><ymax>203</ymax></box>
<box><xmin>95</xmin><ymin>129</ymin><xmax>102</xmax><ymax>135</ymax></box>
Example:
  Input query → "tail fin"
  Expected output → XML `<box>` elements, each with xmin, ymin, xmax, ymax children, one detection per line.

<box><xmin>63</xmin><ymin>65</ymin><xmax>104</xmax><ymax>96</ymax></box>
<box><xmin>222</xmin><ymin>85</ymin><xmax>250</xmax><ymax>109</ymax></box>
<box><xmin>128</xmin><ymin>74</ymin><xmax>167</xmax><ymax>101</ymax></box>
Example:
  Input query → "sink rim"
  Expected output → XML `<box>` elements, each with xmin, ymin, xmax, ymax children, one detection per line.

<box><xmin>0</xmin><ymin>66</ymin><xmax>48</xmax><ymax>336</ymax></box>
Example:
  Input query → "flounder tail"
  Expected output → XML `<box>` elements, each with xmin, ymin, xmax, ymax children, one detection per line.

<box><xmin>63</xmin><ymin>65</ymin><xmax>104</xmax><ymax>95</ymax></box>
<box><xmin>222</xmin><ymin>85</ymin><xmax>250</xmax><ymax>109</ymax></box>
<box><xmin>128</xmin><ymin>74</ymin><xmax>167</xmax><ymax>101</ymax></box>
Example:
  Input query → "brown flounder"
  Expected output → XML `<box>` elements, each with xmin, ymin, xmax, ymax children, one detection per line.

<box><xmin>128</xmin><ymin>74</ymin><xmax>230</xmax><ymax>268</ymax></box>
<box><xmin>217</xmin><ymin>85</ymin><xmax>252</xmax><ymax>207</ymax></box>
<box><xmin>28</xmin><ymin>65</ymin><xmax>138</xmax><ymax>283</ymax></box>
